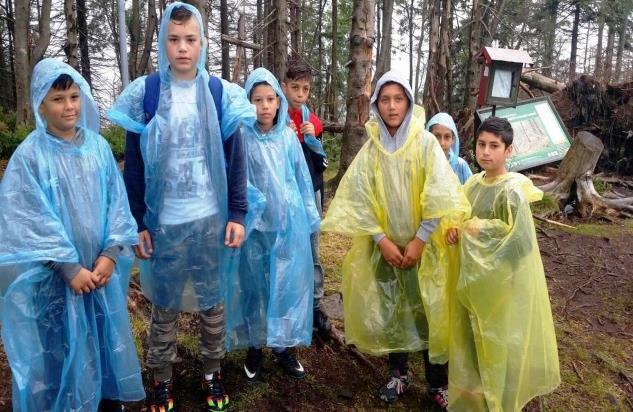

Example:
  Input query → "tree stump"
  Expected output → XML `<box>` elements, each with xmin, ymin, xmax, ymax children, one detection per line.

<box><xmin>537</xmin><ymin>131</ymin><xmax>633</xmax><ymax>216</ymax></box>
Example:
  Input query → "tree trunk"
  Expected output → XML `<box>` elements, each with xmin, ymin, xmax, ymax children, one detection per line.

<box><xmin>5</xmin><ymin>0</ymin><xmax>16</xmax><ymax>110</ymax></box>
<box><xmin>289</xmin><ymin>0</ymin><xmax>301</xmax><ymax>58</ymax></box>
<box><xmin>487</xmin><ymin>0</ymin><xmax>505</xmax><ymax>41</ymax></box>
<box><xmin>128</xmin><ymin>0</ymin><xmax>141</xmax><ymax>79</ymax></box>
<box><xmin>463</xmin><ymin>0</ymin><xmax>483</xmax><ymax>110</ymax></box>
<box><xmin>137</xmin><ymin>0</ymin><xmax>157</xmax><ymax>77</ymax></box>
<box><xmin>413</xmin><ymin>10</ymin><xmax>425</xmax><ymax>103</ymax></box>
<box><xmin>408</xmin><ymin>0</ymin><xmax>414</xmax><ymax>85</ymax></box>
<box><xmin>273</xmin><ymin>0</ymin><xmax>288</xmax><ymax>79</ymax></box>
<box><xmin>582</xmin><ymin>20</ymin><xmax>590</xmax><ymax>74</ymax></box>
<box><xmin>254</xmin><ymin>0</ymin><xmax>263</xmax><ymax>68</ymax></box>
<box><xmin>315</xmin><ymin>0</ymin><xmax>323</xmax><ymax>114</ymax></box>
<box><xmin>613</xmin><ymin>16</ymin><xmax>627</xmax><ymax>82</ymax></box>
<box><xmin>595</xmin><ymin>9</ymin><xmax>604</xmax><ymax>81</ymax></box>
<box><xmin>15</xmin><ymin>0</ymin><xmax>51</xmax><ymax>125</ymax></box>
<box><xmin>65</xmin><ymin>0</ymin><xmax>80</xmax><ymax>69</ymax></box>
<box><xmin>424</xmin><ymin>0</ymin><xmax>441</xmax><ymax>113</ymax></box>
<box><xmin>76</xmin><ymin>0</ymin><xmax>92</xmax><ymax>86</ymax></box>
<box><xmin>329</xmin><ymin>0</ymin><xmax>375</xmax><ymax>190</ymax></box>
<box><xmin>372</xmin><ymin>0</ymin><xmax>393</xmax><ymax>89</ymax></box>
<box><xmin>232</xmin><ymin>15</ymin><xmax>247</xmax><ymax>83</ymax></box>
<box><xmin>569</xmin><ymin>1</ymin><xmax>580</xmax><ymax>82</ymax></box>
<box><xmin>541</xmin><ymin>0</ymin><xmax>558</xmax><ymax>78</ymax></box>
<box><xmin>220</xmin><ymin>0</ymin><xmax>230</xmax><ymax>79</ymax></box>
<box><xmin>327</xmin><ymin>0</ymin><xmax>339</xmax><ymax>121</ymax></box>
<box><xmin>375</xmin><ymin>0</ymin><xmax>381</xmax><ymax>56</ymax></box>
<box><xmin>603</xmin><ymin>22</ymin><xmax>615</xmax><ymax>82</ymax></box>
<box><xmin>538</xmin><ymin>131</ymin><xmax>633</xmax><ymax>216</ymax></box>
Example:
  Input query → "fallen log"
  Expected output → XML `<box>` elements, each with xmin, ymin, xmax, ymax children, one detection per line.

<box><xmin>521</xmin><ymin>71</ymin><xmax>565</xmax><ymax>93</ymax></box>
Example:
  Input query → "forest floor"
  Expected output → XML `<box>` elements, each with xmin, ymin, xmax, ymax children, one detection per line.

<box><xmin>0</xmin><ymin>162</ymin><xmax>632</xmax><ymax>410</ymax></box>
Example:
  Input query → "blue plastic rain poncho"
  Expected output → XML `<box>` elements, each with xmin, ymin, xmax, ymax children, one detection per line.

<box><xmin>426</xmin><ymin>112</ymin><xmax>472</xmax><ymax>184</ymax></box>
<box><xmin>107</xmin><ymin>2</ymin><xmax>255</xmax><ymax>311</ymax></box>
<box><xmin>320</xmin><ymin>72</ymin><xmax>470</xmax><ymax>355</ymax></box>
<box><xmin>447</xmin><ymin>172</ymin><xmax>560</xmax><ymax>412</ymax></box>
<box><xmin>224</xmin><ymin>68</ymin><xmax>320</xmax><ymax>350</ymax></box>
<box><xmin>301</xmin><ymin>104</ymin><xmax>327</xmax><ymax>156</ymax></box>
<box><xmin>0</xmin><ymin>58</ymin><xmax>144</xmax><ymax>411</ymax></box>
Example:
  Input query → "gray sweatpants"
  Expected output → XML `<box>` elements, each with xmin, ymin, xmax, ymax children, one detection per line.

<box><xmin>147</xmin><ymin>304</ymin><xmax>225</xmax><ymax>381</ymax></box>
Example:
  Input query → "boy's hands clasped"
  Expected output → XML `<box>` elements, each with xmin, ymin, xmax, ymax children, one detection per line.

<box><xmin>378</xmin><ymin>237</ymin><xmax>425</xmax><ymax>269</ymax></box>
<box><xmin>69</xmin><ymin>256</ymin><xmax>117</xmax><ymax>294</ymax></box>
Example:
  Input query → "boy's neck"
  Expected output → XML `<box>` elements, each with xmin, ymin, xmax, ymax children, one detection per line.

<box><xmin>288</xmin><ymin>103</ymin><xmax>301</xmax><ymax>111</ymax></box>
<box><xmin>171</xmin><ymin>68</ymin><xmax>197</xmax><ymax>81</ymax></box>
<box><xmin>483</xmin><ymin>168</ymin><xmax>507</xmax><ymax>182</ymax></box>
<box><xmin>257</xmin><ymin>121</ymin><xmax>275</xmax><ymax>133</ymax></box>
<box><xmin>47</xmin><ymin>127</ymin><xmax>76</xmax><ymax>141</ymax></box>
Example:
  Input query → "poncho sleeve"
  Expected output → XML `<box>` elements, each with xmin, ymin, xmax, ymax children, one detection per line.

<box><xmin>0</xmin><ymin>140</ymin><xmax>78</xmax><ymax>266</ymax></box>
<box><xmin>320</xmin><ymin>140</ymin><xmax>384</xmax><ymax>236</ymax></box>
<box><xmin>101</xmin><ymin>137</ymin><xmax>139</xmax><ymax>249</ymax></box>
<box><xmin>106</xmin><ymin>76</ymin><xmax>147</xmax><ymax>134</ymax></box>
<box><xmin>219</xmin><ymin>79</ymin><xmax>257</xmax><ymax>139</ymax></box>
<box><xmin>289</xmin><ymin>129</ymin><xmax>320</xmax><ymax>233</ymax></box>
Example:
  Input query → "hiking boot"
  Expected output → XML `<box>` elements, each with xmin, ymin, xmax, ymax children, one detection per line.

<box><xmin>272</xmin><ymin>347</ymin><xmax>306</xmax><ymax>379</ymax></box>
<box><xmin>244</xmin><ymin>347</ymin><xmax>263</xmax><ymax>383</ymax></box>
<box><xmin>379</xmin><ymin>371</ymin><xmax>410</xmax><ymax>403</ymax></box>
<box><xmin>149</xmin><ymin>379</ymin><xmax>174</xmax><ymax>412</ymax></box>
<box><xmin>313</xmin><ymin>307</ymin><xmax>332</xmax><ymax>335</ymax></box>
<box><xmin>430</xmin><ymin>385</ymin><xmax>449</xmax><ymax>410</ymax></box>
<box><xmin>202</xmin><ymin>370</ymin><xmax>230</xmax><ymax>411</ymax></box>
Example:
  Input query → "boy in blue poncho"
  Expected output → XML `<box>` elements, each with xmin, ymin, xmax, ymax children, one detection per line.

<box><xmin>0</xmin><ymin>59</ymin><xmax>144</xmax><ymax>411</ymax></box>
<box><xmin>426</xmin><ymin>112</ymin><xmax>472</xmax><ymax>184</ymax></box>
<box><xmin>107</xmin><ymin>3</ymin><xmax>255</xmax><ymax>411</ymax></box>
<box><xmin>225</xmin><ymin>68</ymin><xmax>320</xmax><ymax>382</ymax></box>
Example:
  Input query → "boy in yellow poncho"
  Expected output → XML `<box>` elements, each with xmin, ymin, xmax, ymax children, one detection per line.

<box><xmin>321</xmin><ymin>71</ymin><xmax>470</xmax><ymax>409</ymax></box>
<box><xmin>444</xmin><ymin>117</ymin><xmax>560</xmax><ymax>411</ymax></box>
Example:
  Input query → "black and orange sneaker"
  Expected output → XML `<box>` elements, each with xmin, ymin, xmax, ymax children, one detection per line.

<box><xmin>202</xmin><ymin>370</ymin><xmax>230</xmax><ymax>411</ymax></box>
<box><xmin>149</xmin><ymin>379</ymin><xmax>175</xmax><ymax>412</ymax></box>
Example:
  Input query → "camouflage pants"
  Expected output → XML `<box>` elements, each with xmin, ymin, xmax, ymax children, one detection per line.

<box><xmin>147</xmin><ymin>303</ymin><xmax>225</xmax><ymax>381</ymax></box>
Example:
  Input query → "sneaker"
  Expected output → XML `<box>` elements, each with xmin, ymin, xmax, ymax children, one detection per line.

<box><xmin>244</xmin><ymin>347</ymin><xmax>263</xmax><ymax>382</ymax></box>
<box><xmin>379</xmin><ymin>372</ymin><xmax>410</xmax><ymax>403</ymax></box>
<box><xmin>272</xmin><ymin>347</ymin><xmax>306</xmax><ymax>379</ymax></box>
<box><xmin>149</xmin><ymin>379</ymin><xmax>174</xmax><ymax>412</ymax></box>
<box><xmin>202</xmin><ymin>370</ymin><xmax>230</xmax><ymax>411</ymax></box>
<box><xmin>313</xmin><ymin>307</ymin><xmax>332</xmax><ymax>335</ymax></box>
<box><xmin>430</xmin><ymin>385</ymin><xmax>449</xmax><ymax>410</ymax></box>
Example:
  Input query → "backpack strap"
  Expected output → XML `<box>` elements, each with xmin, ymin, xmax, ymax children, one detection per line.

<box><xmin>143</xmin><ymin>72</ymin><xmax>161</xmax><ymax>122</ymax></box>
<box><xmin>143</xmin><ymin>72</ymin><xmax>224</xmax><ymax>138</ymax></box>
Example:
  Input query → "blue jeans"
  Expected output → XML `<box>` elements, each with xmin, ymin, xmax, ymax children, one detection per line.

<box><xmin>312</xmin><ymin>190</ymin><xmax>324</xmax><ymax>309</ymax></box>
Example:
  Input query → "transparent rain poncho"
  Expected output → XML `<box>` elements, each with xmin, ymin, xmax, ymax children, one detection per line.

<box><xmin>107</xmin><ymin>3</ymin><xmax>256</xmax><ymax>311</ymax></box>
<box><xmin>426</xmin><ymin>112</ymin><xmax>472</xmax><ymax>184</ymax></box>
<box><xmin>0</xmin><ymin>58</ymin><xmax>144</xmax><ymax>411</ymax></box>
<box><xmin>301</xmin><ymin>104</ymin><xmax>326</xmax><ymax>156</ymax></box>
<box><xmin>321</xmin><ymin>72</ymin><xmax>470</xmax><ymax>355</ymax></box>
<box><xmin>225</xmin><ymin>68</ymin><xmax>320</xmax><ymax>350</ymax></box>
<box><xmin>447</xmin><ymin>172</ymin><xmax>560</xmax><ymax>412</ymax></box>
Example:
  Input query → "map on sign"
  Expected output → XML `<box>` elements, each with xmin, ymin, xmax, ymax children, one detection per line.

<box><xmin>476</xmin><ymin>96</ymin><xmax>571</xmax><ymax>171</ymax></box>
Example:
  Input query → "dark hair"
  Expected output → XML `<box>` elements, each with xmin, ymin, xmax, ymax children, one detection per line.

<box><xmin>170</xmin><ymin>5</ymin><xmax>194</xmax><ymax>23</ymax></box>
<box><xmin>476</xmin><ymin>116</ymin><xmax>513</xmax><ymax>147</ymax></box>
<box><xmin>285</xmin><ymin>60</ymin><xmax>312</xmax><ymax>82</ymax></box>
<box><xmin>50</xmin><ymin>74</ymin><xmax>75</xmax><ymax>91</ymax></box>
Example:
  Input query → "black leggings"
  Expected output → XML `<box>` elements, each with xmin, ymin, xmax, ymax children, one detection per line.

<box><xmin>389</xmin><ymin>350</ymin><xmax>447</xmax><ymax>389</ymax></box>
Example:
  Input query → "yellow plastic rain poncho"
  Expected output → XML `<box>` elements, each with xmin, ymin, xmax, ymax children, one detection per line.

<box><xmin>321</xmin><ymin>72</ymin><xmax>470</xmax><ymax>355</ymax></box>
<box><xmin>448</xmin><ymin>172</ymin><xmax>560</xmax><ymax>412</ymax></box>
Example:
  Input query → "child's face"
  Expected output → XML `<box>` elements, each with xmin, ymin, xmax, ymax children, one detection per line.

<box><xmin>39</xmin><ymin>84</ymin><xmax>81</xmax><ymax>139</ymax></box>
<box><xmin>166</xmin><ymin>18</ymin><xmax>201</xmax><ymax>80</ymax></box>
<box><xmin>476</xmin><ymin>131</ymin><xmax>512</xmax><ymax>177</ymax></box>
<box><xmin>431</xmin><ymin>124</ymin><xmax>454</xmax><ymax>156</ymax></box>
<box><xmin>251</xmin><ymin>84</ymin><xmax>280</xmax><ymax>131</ymax></box>
<box><xmin>377</xmin><ymin>83</ymin><xmax>409</xmax><ymax>135</ymax></box>
<box><xmin>282</xmin><ymin>78</ymin><xmax>310</xmax><ymax>109</ymax></box>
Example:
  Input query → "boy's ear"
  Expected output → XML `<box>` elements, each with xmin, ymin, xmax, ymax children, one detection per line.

<box><xmin>505</xmin><ymin>144</ymin><xmax>513</xmax><ymax>155</ymax></box>
<box><xmin>281</xmin><ymin>82</ymin><xmax>288</xmax><ymax>92</ymax></box>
